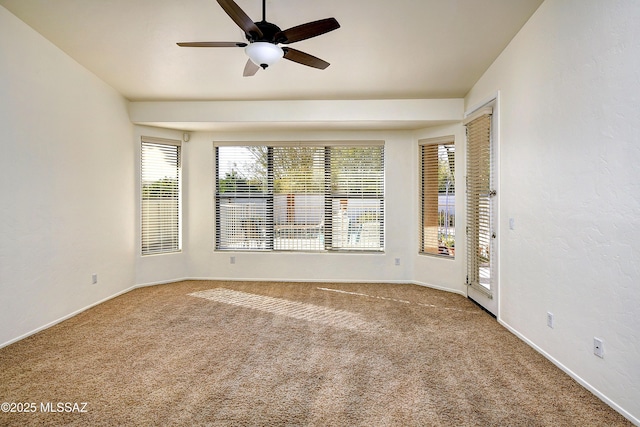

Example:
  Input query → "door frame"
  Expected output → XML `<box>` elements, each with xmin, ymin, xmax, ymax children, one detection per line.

<box><xmin>464</xmin><ymin>92</ymin><xmax>500</xmax><ymax>317</ymax></box>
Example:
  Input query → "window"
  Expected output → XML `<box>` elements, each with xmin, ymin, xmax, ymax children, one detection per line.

<box><xmin>141</xmin><ymin>137</ymin><xmax>181</xmax><ymax>255</ymax></box>
<box><xmin>420</xmin><ymin>137</ymin><xmax>455</xmax><ymax>257</ymax></box>
<box><xmin>215</xmin><ymin>142</ymin><xmax>384</xmax><ymax>252</ymax></box>
<box><xmin>274</xmin><ymin>146</ymin><xmax>325</xmax><ymax>250</ymax></box>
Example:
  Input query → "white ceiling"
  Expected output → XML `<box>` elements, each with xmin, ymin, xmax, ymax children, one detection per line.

<box><xmin>1</xmin><ymin>0</ymin><xmax>543</xmax><ymax>103</ymax></box>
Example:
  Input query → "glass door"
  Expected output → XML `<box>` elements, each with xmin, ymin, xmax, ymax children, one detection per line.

<box><xmin>465</xmin><ymin>103</ymin><xmax>498</xmax><ymax>316</ymax></box>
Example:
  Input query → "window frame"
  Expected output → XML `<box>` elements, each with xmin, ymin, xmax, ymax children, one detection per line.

<box><xmin>419</xmin><ymin>136</ymin><xmax>456</xmax><ymax>258</ymax></box>
<box><xmin>214</xmin><ymin>141</ymin><xmax>385</xmax><ymax>253</ymax></box>
<box><xmin>140</xmin><ymin>136</ymin><xmax>182</xmax><ymax>256</ymax></box>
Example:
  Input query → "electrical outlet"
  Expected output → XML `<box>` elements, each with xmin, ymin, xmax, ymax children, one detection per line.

<box><xmin>594</xmin><ymin>337</ymin><xmax>604</xmax><ymax>358</ymax></box>
<box><xmin>394</xmin><ymin>258</ymin><xmax>400</xmax><ymax>266</ymax></box>
<box><xmin>546</xmin><ymin>312</ymin><xmax>554</xmax><ymax>328</ymax></box>
<box><xmin>91</xmin><ymin>273</ymin><xmax>98</xmax><ymax>285</ymax></box>
<box><xmin>230</xmin><ymin>256</ymin><xmax>236</xmax><ymax>265</ymax></box>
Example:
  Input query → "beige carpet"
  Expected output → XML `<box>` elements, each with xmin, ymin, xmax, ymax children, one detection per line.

<box><xmin>0</xmin><ymin>280</ymin><xmax>632</xmax><ymax>426</ymax></box>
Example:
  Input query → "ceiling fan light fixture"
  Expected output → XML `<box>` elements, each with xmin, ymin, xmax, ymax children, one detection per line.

<box><xmin>245</xmin><ymin>42</ymin><xmax>283</xmax><ymax>69</ymax></box>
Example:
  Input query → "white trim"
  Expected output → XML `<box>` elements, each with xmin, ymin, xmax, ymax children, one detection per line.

<box><xmin>418</xmin><ymin>135</ymin><xmax>455</xmax><ymax>146</ymax></box>
<box><xmin>134</xmin><ymin>277</ymin><xmax>467</xmax><ymax>297</ymax></box>
<box><xmin>464</xmin><ymin>91</ymin><xmax>500</xmax><ymax>119</ymax></box>
<box><xmin>136</xmin><ymin>277</ymin><xmax>468</xmax><ymax>298</ymax></box>
<box><xmin>463</xmin><ymin>92</ymin><xmax>500</xmax><ymax>318</ymax></box>
<box><xmin>411</xmin><ymin>280</ymin><xmax>467</xmax><ymax>297</ymax></box>
<box><xmin>134</xmin><ymin>278</ymin><xmax>192</xmax><ymax>288</ymax></box>
<box><xmin>141</xmin><ymin>135</ymin><xmax>181</xmax><ymax>146</ymax></box>
<box><xmin>140</xmin><ymin>138</ymin><xmax>182</xmax><ymax>256</ymax></box>
<box><xmin>187</xmin><ymin>276</ymin><xmax>406</xmax><ymax>284</ymax></box>
<box><xmin>493</xmin><ymin>92</ymin><xmax>502</xmax><ymax>321</ymax></box>
<box><xmin>499</xmin><ymin>319</ymin><xmax>640</xmax><ymax>426</ymax></box>
<box><xmin>214</xmin><ymin>140</ymin><xmax>385</xmax><ymax>147</ymax></box>
<box><xmin>417</xmin><ymin>137</ymin><xmax>457</xmax><ymax>258</ymax></box>
<box><xmin>463</xmin><ymin>107</ymin><xmax>493</xmax><ymax>125</ymax></box>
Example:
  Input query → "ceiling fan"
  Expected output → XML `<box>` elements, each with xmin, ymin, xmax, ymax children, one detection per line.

<box><xmin>177</xmin><ymin>0</ymin><xmax>340</xmax><ymax>76</ymax></box>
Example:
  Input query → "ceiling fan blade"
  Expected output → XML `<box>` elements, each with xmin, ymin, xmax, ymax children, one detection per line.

<box><xmin>276</xmin><ymin>18</ymin><xmax>340</xmax><ymax>44</ymax></box>
<box><xmin>282</xmin><ymin>47</ymin><xmax>330</xmax><ymax>70</ymax></box>
<box><xmin>216</xmin><ymin>0</ymin><xmax>263</xmax><ymax>38</ymax></box>
<box><xmin>177</xmin><ymin>42</ymin><xmax>247</xmax><ymax>47</ymax></box>
<box><xmin>243</xmin><ymin>59</ymin><xmax>260</xmax><ymax>77</ymax></box>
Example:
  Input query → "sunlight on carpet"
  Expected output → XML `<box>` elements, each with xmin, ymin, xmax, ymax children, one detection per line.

<box><xmin>189</xmin><ymin>288</ymin><xmax>383</xmax><ymax>333</ymax></box>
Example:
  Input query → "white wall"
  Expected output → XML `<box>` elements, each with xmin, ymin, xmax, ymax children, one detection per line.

<box><xmin>133</xmin><ymin>126</ymin><xmax>189</xmax><ymax>286</ymax></box>
<box><xmin>0</xmin><ymin>6</ymin><xmax>135</xmax><ymax>347</ymax></box>
<box><xmin>180</xmin><ymin>129</ymin><xmax>418</xmax><ymax>284</ymax></box>
<box><xmin>134</xmin><ymin>123</ymin><xmax>469</xmax><ymax>294</ymax></box>
<box><xmin>129</xmin><ymin>99</ymin><xmax>463</xmax><ymax>129</ymax></box>
<box><xmin>413</xmin><ymin>123</ymin><xmax>467</xmax><ymax>295</ymax></box>
<box><xmin>130</xmin><ymin>99</ymin><xmax>463</xmax><ymax>288</ymax></box>
<box><xmin>466</xmin><ymin>0</ymin><xmax>640</xmax><ymax>423</ymax></box>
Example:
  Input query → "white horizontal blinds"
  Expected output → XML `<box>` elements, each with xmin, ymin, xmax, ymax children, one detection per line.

<box><xmin>328</xmin><ymin>146</ymin><xmax>384</xmax><ymax>250</ymax></box>
<box><xmin>420</xmin><ymin>141</ymin><xmax>455</xmax><ymax>256</ymax></box>
<box><xmin>465</xmin><ymin>110</ymin><xmax>493</xmax><ymax>294</ymax></box>
<box><xmin>141</xmin><ymin>139</ymin><xmax>181</xmax><ymax>255</ymax></box>
<box><xmin>273</xmin><ymin>147</ymin><xmax>325</xmax><ymax>251</ymax></box>
<box><xmin>214</xmin><ymin>142</ymin><xmax>384</xmax><ymax>252</ymax></box>
<box><xmin>216</xmin><ymin>146</ymin><xmax>272</xmax><ymax>250</ymax></box>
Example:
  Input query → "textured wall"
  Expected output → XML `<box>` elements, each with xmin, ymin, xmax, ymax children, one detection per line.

<box><xmin>0</xmin><ymin>6</ymin><xmax>135</xmax><ymax>347</ymax></box>
<box><xmin>178</xmin><ymin>129</ymin><xmax>419</xmax><ymax>286</ymax></box>
<box><xmin>466</xmin><ymin>0</ymin><xmax>640</xmax><ymax>423</ymax></box>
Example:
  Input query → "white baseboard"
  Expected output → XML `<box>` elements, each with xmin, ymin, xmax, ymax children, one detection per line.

<box><xmin>186</xmin><ymin>276</ymin><xmax>466</xmax><ymax>298</ymax></box>
<box><xmin>411</xmin><ymin>280</ymin><xmax>467</xmax><ymax>297</ymax></box>
<box><xmin>134</xmin><ymin>277</ymin><xmax>192</xmax><ymax>288</ymax></box>
<box><xmin>2</xmin><ymin>277</ymin><xmax>465</xmax><ymax>350</ymax></box>
<box><xmin>0</xmin><ymin>284</ymin><xmax>138</xmax><ymax>350</ymax></box>
<box><xmin>499</xmin><ymin>319</ymin><xmax>639</xmax><ymax>426</ymax></box>
<box><xmin>189</xmin><ymin>276</ymin><xmax>413</xmax><ymax>284</ymax></box>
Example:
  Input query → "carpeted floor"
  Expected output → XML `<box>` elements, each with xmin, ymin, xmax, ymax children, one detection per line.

<box><xmin>0</xmin><ymin>280</ymin><xmax>632</xmax><ymax>426</ymax></box>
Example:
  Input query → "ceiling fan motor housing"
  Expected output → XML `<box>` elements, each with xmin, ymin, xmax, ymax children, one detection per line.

<box><xmin>248</xmin><ymin>21</ymin><xmax>284</xmax><ymax>43</ymax></box>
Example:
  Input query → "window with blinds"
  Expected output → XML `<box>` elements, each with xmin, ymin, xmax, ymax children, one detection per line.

<box><xmin>274</xmin><ymin>146</ymin><xmax>325</xmax><ymax>250</ymax></box>
<box><xmin>215</xmin><ymin>142</ymin><xmax>384</xmax><ymax>252</ymax></box>
<box><xmin>216</xmin><ymin>146</ymin><xmax>271</xmax><ymax>250</ymax></box>
<box><xmin>465</xmin><ymin>108</ymin><xmax>493</xmax><ymax>294</ymax></box>
<box><xmin>420</xmin><ymin>138</ymin><xmax>455</xmax><ymax>257</ymax></box>
<box><xmin>141</xmin><ymin>137</ymin><xmax>181</xmax><ymax>255</ymax></box>
<box><xmin>328</xmin><ymin>146</ymin><xmax>385</xmax><ymax>250</ymax></box>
